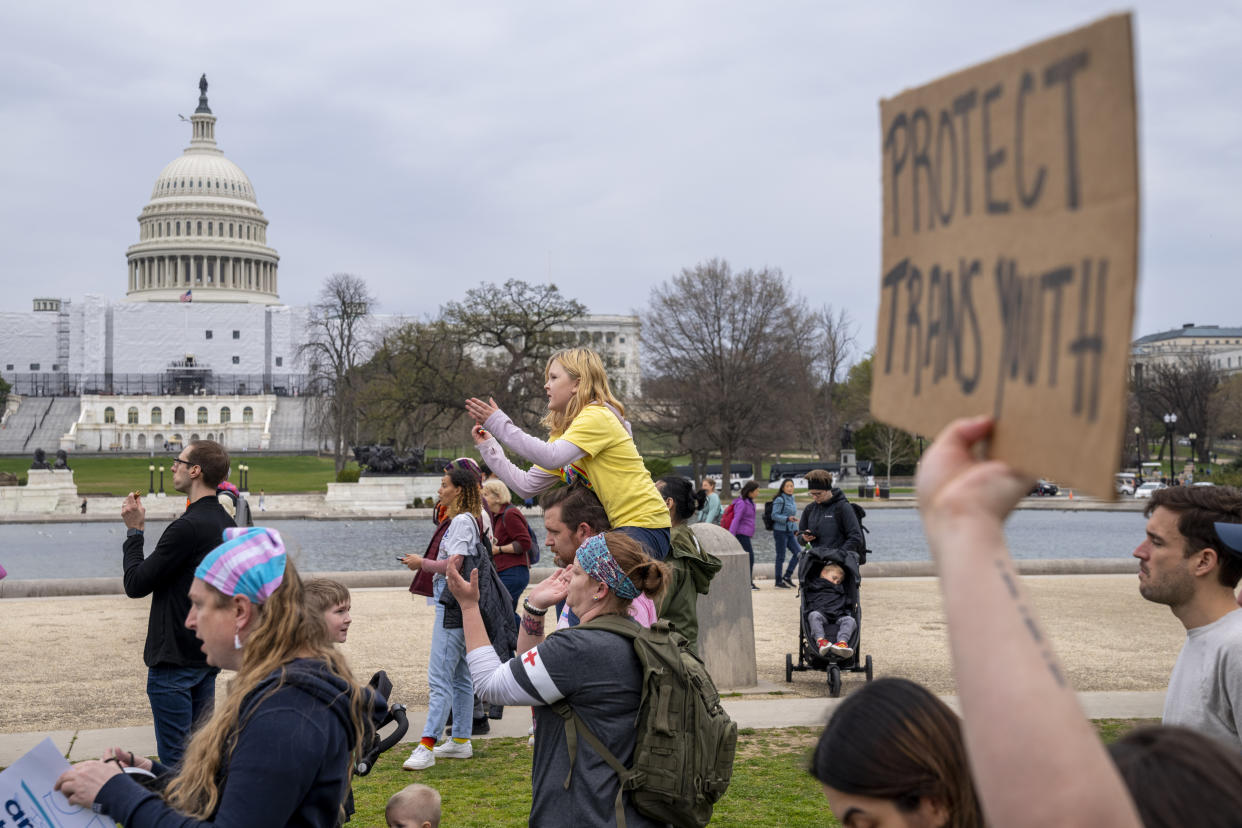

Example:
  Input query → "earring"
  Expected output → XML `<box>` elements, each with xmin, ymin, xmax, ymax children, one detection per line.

<box><xmin>234</xmin><ymin>632</ymin><xmax>242</xmax><ymax>650</ymax></box>
<box><xmin>593</xmin><ymin>594</ymin><xmax>601</xmax><ymax>601</ymax></box>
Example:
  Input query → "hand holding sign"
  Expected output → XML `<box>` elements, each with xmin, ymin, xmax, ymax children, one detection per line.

<box><xmin>872</xmin><ymin>14</ymin><xmax>1138</xmax><ymax>498</ymax></box>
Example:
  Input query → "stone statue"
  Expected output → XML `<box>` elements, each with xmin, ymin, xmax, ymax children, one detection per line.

<box><xmin>199</xmin><ymin>74</ymin><xmax>208</xmax><ymax>96</ymax></box>
<box><xmin>54</xmin><ymin>449</ymin><xmax>71</xmax><ymax>470</ymax></box>
<box><xmin>30</xmin><ymin>448</ymin><xmax>51</xmax><ymax>470</ymax></box>
<box><xmin>353</xmin><ymin>445</ymin><xmax>426</xmax><ymax>475</ymax></box>
<box><xmin>841</xmin><ymin>424</ymin><xmax>854</xmax><ymax>450</ymax></box>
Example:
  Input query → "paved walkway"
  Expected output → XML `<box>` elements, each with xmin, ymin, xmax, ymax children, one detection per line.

<box><xmin>0</xmin><ymin>689</ymin><xmax>1166</xmax><ymax>766</ymax></box>
<box><xmin>0</xmin><ymin>573</ymin><xmax>1176</xmax><ymax>768</ymax></box>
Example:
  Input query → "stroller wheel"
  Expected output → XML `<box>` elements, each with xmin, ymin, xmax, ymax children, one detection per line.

<box><xmin>864</xmin><ymin>654</ymin><xmax>873</xmax><ymax>683</ymax></box>
<box><xmin>785</xmin><ymin>652</ymin><xmax>793</xmax><ymax>683</ymax></box>
<box><xmin>827</xmin><ymin>664</ymin><xmax>842</xmax><ymax>697</ymax></box>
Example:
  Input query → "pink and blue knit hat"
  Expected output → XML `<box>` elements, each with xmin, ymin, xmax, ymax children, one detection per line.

<box><xmin>195</xmin><ymin>527</ymin><xmax>287</xmax><ymax>604</ymax></box>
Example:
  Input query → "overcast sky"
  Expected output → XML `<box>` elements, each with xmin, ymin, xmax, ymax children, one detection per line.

<box><xmin>1</xmin><ymin>2</ymin><xmax>1238</xmax><ymax>353</ymax></box>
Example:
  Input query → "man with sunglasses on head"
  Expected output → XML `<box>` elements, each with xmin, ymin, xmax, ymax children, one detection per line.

<box><xmin>120</xmin><ymin>439</ymin><xmax>235</xmax><ymax>767</ymax></box>
<box><xmin>1134</xmin><ymin>485</ymin><xmax>1242</xmax><ymax>750</ymax></box>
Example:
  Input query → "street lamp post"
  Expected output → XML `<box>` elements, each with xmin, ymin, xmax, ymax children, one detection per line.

<box><xmin>148</xmin><ymin>464</ymin><xmax>155</xmax><ymax>495</ymax></box>
<box><xmin>1189</xmin><ymin>432</ymin><xmax>1198</xmax><ymax>478</ymax></box>
<box><xmin>158</xmin><ymin>465</ymin><xmax>165</xmax><ymax>495</ymax></box>
<box><xmin>1163</xmin><ymin>413</ymin><xmax>1178</xmax><ymax>483</ymax></box>
<box><xmin>1134</xmin><ymin>426</ymin><xmax>1142</xmax><ymax>472</ymax></box>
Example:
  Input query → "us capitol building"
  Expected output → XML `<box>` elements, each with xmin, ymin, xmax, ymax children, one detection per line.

<box><xmin>0</xmin><ymin>77</ymin><xmax>640</xmax><ymax>454</ymax></box>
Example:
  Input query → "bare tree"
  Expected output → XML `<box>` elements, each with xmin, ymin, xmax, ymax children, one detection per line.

<box><xmin>643</xmin><ymin>259</ymin><xmax>802</xmax><ymax>494</ymax></box>
<box><xmin>355</xmin><ymin>319</ymin><xmax>480</xmax><ymax>452</ymax></box>
<box><xmin>789</xmin><ymin>305</ymin><xmax>857</xmax><ymax>461</ymax></box>
<box><xmin>299</xmin><ymin>274</ymin><xmax>376</xmax><ymax>473</ymax></box>
<box><xmin>442</xmin><ymin>280</ymin><xmax>585</xmax><ymax>430</ymax></box>
<box><xmin>857</xmin><ymin>421</ymin><xmax>918</xmax><ymax>488</ymax></box>
<box><xmin>1134</xmin><ymin>356</ymin><xmax>1221</xmax><ymax>466</ymax></box>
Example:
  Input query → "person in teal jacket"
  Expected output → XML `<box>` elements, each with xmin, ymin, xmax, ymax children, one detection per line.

<box><xmin>697</xmin><ymin>477</ymin><xmax>722</xmax><ymax>525</ymax></box>
<box><xmin>771</xmin><ymin>479</ymin><xmax>801</xmax><ymax>587</ymax></box>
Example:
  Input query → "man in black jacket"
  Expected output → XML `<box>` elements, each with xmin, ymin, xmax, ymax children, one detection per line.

<box><xmin>121</xmin><ymin>439</ymin><xmax>235</xmax><ymax>766</ymax></box>
<box><xmin>798</xmin><ymin>469</ymin><xmax>865</xmax><ymax>582</ymax></box>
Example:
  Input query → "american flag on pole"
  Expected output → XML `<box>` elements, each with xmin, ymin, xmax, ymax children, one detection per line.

<box><xmin>180</xmin><ymin>289</ymin><xmax>192</xmax><ymax>303</ymax></box>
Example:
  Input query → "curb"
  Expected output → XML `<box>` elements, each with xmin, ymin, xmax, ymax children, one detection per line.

<box><xmin>0</xmin><ymin>559</ymin><xmax>1137</xmax><ymax>599</ymax></box>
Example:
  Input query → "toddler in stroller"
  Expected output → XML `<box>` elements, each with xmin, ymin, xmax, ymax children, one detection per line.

<box><xmin>785</xmin><ymin>545</ymin><xmax>873</xmax><ymax>696</ymax></box>
<box><xmin>805</xmin><ymin>562</ymin><xmax>856</xmax><ymax>659</ymax></box>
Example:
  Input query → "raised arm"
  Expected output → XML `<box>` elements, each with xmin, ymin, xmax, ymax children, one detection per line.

<box><xmin>473</xmin><ymin>428</ymin><xmax>564</xmax><ymax>499</ymax></box>
<box><xmin>477</xmin><ymin>406</ymin><xmax>586</xmax><ymax>469</ymax></box>
<box><xmin>918</xmin><ymin>416</ymin><xmax>1140</xmax><ymax>828</ymax></box>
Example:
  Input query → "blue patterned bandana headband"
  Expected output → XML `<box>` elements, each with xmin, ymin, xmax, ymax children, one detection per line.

<box><xmin>576</xmin><ymin>534</ymin><xmax>639</xmax><ymax>600</ymax></box>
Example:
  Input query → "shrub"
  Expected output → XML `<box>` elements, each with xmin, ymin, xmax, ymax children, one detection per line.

<box><xmin>335</xmin><ymin>468</ymin><xmax>361</xmax><ymax>483</ymax></box>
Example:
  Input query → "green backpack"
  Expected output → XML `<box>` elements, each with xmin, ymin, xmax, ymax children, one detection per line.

<box><xmin>552</xmin><ymin>616</ymin><xmax>737</xmax><ymax>828</ymax></box>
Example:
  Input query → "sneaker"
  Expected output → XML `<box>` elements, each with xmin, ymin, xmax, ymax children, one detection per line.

<box><xmin>829</xmin><ymin>641</ymin><xmax>855</xmax><ymax>659</ymax></box>
<box><xmin>402</xmin><ymin>745</ymin><xmax>435</xmax><ymax>770</ymax></box>
<box><xmin>527</xmin><ymin>724</ymin><xmax>535</xmax><ymax>747</ymax></box>
<box><xmin>816</xmin><ymin>638</ymin><xmax>831</xmax><ymax>657</ymax></box>
<box><xmin>784</xmin><ymin>577</ymin><xmax>797</xmax><ymax>588</ymax></box>
<box><xmin>751</xmin><ymin>582</ymin><xmax>760</xmax><ymax>590</ymax></box>
<box><xmin>433</xmin><ymin>739</ymin><xmax>473</xmax><ymax>759</ymax></box>
<box><xmin>472</xmin><ymin>716</ymin><xmax>490</xmax><ymax>735</ymax></box>
<box><xmin>775</xmin><ymin>580</ymin><xmax>791</xmax><ymax>589</ymax></box>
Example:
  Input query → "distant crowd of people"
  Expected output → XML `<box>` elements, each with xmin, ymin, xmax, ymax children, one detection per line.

<box><xmin>43</xmin><ymin>346</ymin><xmax>1242</xmax><ymax>827</ymax></box>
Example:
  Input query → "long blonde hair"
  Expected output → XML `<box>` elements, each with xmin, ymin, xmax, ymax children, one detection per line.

<box><xmin>164</xmin><ymin>560</ymin><xmax>370</xmax><ymax>819</ymax></box>
<box><xmin>541</xmin><ymin>347</ymin><xmax>626</xmax><ymax>436</ymax></box>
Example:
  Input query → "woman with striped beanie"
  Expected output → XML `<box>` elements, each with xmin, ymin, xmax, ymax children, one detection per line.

<box><xmin>57</xmin><ymin>527</ymin><xmax>384</xmax><ymax>827</ymax></box>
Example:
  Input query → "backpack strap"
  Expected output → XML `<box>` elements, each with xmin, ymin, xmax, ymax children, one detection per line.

<box><xmin>550</xmin><ymin>615</ymin><xmax>643</xmax><ymax>828</ymax></box>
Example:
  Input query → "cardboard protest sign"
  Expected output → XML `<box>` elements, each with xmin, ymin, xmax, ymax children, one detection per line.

<box><xmin>0</xmin><ymin>738</ymin><xmax>112</xmax><ymax>827</ymax></box>
<box><xmin>871</xmin><ymin>14</ymin><xmax>1138</xmax><ymax>497</ymax></box>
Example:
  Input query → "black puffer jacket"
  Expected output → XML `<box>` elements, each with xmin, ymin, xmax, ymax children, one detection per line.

<box><xmin>799</xmin><ymin>489</ymin><xmax>864</xmax><ymax>580</ymax></box>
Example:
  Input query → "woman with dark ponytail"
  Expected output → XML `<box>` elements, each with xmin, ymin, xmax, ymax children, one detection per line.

<box><xmin>655</xmin><ymin>475</ymin><xmax>721</xmax><ymax>654</ymax></box>
<box><xmin>812</xmin><ymin>677</ymin><xmax>982</xmax><ymax>828</ymax></box>
<box><xmin>447</xmin><ymin>531</ymin><xmax>671</xmax><ymax>827</ymax></box>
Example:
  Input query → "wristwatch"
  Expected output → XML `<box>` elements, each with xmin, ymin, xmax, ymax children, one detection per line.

<box><xmin>127</xmin><ymin>528</ymin><xmax>144</xmax><ymax>538</ymax></box>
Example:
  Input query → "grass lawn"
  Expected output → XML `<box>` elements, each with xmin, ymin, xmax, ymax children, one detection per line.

<box><xmin>0</xmin><ymin>455</ymin><xmax>354</xmax><ymax>495</ymax></box>
<box><xmin>348</xmin><ymin>719</ymin><xmax>1156</xmax><ymax>827</ymax></box>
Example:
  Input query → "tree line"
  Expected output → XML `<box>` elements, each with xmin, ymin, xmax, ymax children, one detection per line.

<box><xmin>298</xmin><ymin>264</ymin><xmax>934</xmax><ymax>485</ymax></box>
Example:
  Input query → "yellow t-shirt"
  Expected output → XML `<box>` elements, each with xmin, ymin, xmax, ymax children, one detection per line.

<box><xmin>540</xmin><ymin>404</ymin><xmax>671</xmax><ymax>531</ymax></box>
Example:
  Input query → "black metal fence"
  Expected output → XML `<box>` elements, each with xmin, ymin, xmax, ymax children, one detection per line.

<box><xmin>1</xmin><ymin>373</ymin><xmax>322</xmax><ymax>397</ymax></box>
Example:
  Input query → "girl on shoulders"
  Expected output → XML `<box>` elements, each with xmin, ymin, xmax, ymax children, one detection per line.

<box><xmin>467</xmin><ymin>348</ymin><xmax>671</xmax><ymax>559</ymax></box>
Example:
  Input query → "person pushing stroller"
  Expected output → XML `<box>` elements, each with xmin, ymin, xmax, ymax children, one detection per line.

<box><xmin>803</xmin><ymin>561</ymin><xmax>855</xmax><ymax>659</ymax></box>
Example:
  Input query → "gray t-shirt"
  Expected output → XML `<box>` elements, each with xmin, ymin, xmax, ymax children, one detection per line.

<box><xmin>1164</xmin><ymin>608</ymin><xmax>1242</xmax><ymax>750</ymax></box>
<box><xmin>509</xmin><ymin>625</ymin><xmax>664</xmax><ymax>827</ymax></box>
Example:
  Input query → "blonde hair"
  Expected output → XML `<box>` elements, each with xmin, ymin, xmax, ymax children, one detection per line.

<box><xmin>541</xmin><ymin>348</ymin><xmax>626</xmax><ymax>436</ymax></box>
<box><xmin>823</xmin><ymin>562</ymin><xmax>846</xmax><ymax>580</ymax></box>
<box><xmin>305</xmin><ymin>578</ymin><xmax>351</xmax><ymax>616</ymax></box>
<box><xmin>481</xmin><ymin>477</ymin><xmax>512</xmax><ymax>509</ymax></box>
<box><xmin>387</xmin><ymin>783</ymin><xmax>442</xmax><ymax>827</ymax></box>
<box><xmin>164</xmin><ymin>560</ymin><xmax>370</xmax><ymax>820</ymax></box>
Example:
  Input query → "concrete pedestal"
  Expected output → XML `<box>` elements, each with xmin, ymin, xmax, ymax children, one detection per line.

<box><xmin>691</xmin><ymin>523</ymin><xmax>758</xmax><ymax>690</ymax></box>
<box><xmin>323</xmin><ymin>474</ymin><xmax>443</xmax><ymax>514</ymax></box>
<box><xmin>0</xmin><ymin>469</ymin><xmax>79</xmax><ymax>515</ymax></box>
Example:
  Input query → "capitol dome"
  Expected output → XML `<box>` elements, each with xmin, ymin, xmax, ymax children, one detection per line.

<box><xmin>126</xmin><ymin>76</ymin><xmax>280</xmax><ymax>304</ymax></box>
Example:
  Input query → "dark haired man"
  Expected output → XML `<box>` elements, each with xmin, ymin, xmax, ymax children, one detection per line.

<box><xmin>1134</xmin><ymin>486</ymin><xmax>1242</xmax><ymax>749</ymax></box>
<box><xmin>121</xmin><ymin>439</ymin><xmax>235</xmax><ymax>766</ymax></box>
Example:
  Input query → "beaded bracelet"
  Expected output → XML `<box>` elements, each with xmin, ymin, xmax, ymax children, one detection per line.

<box><xmin>522</xmin><ymin>599</ymin><xmax>549</xmax><ymax>617</ymax></box>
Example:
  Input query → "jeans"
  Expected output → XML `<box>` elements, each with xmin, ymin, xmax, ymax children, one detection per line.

<box><xmin>497</xmin><ymin>565</ymin><xmax>529</xmax><ymax>614</ymax></box>
<box><xmin>773</xmin><ymin>530</ymin><xmax>802</xmax><ymax>581</ymax></box>
<box><xmin>735</xmin><ymin>534</ymin><xmax>754</xmax><ymax>582</ymax></box>
<box><xmin>809</xmin><ymin>610</ymin><xmax>857</xmax><ymax>644</ymax></box>
<box><xmin>614</xmin><ymin>526</ymin><xmax>671</xmax><ymax>561</ymax></box>
<box><xmin>423</xmin><ymin>600</ymin><xmax>474</xmax><ymax>740</ymax></box>
<box><xmin>146</xmin><ymin>664</ymin><xmax>219</xmax><ymax>767</ymax></box>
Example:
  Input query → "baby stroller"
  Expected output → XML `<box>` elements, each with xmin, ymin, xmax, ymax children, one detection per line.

<box><xmin>784</xmin><ymin>545</ymin><xmax>874</xmax><ymax>697</ymax></box>
<box><xmin>355</xmin><ymin>670</ymin><xmax>410</xmax><ymax>775</ymax></box>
